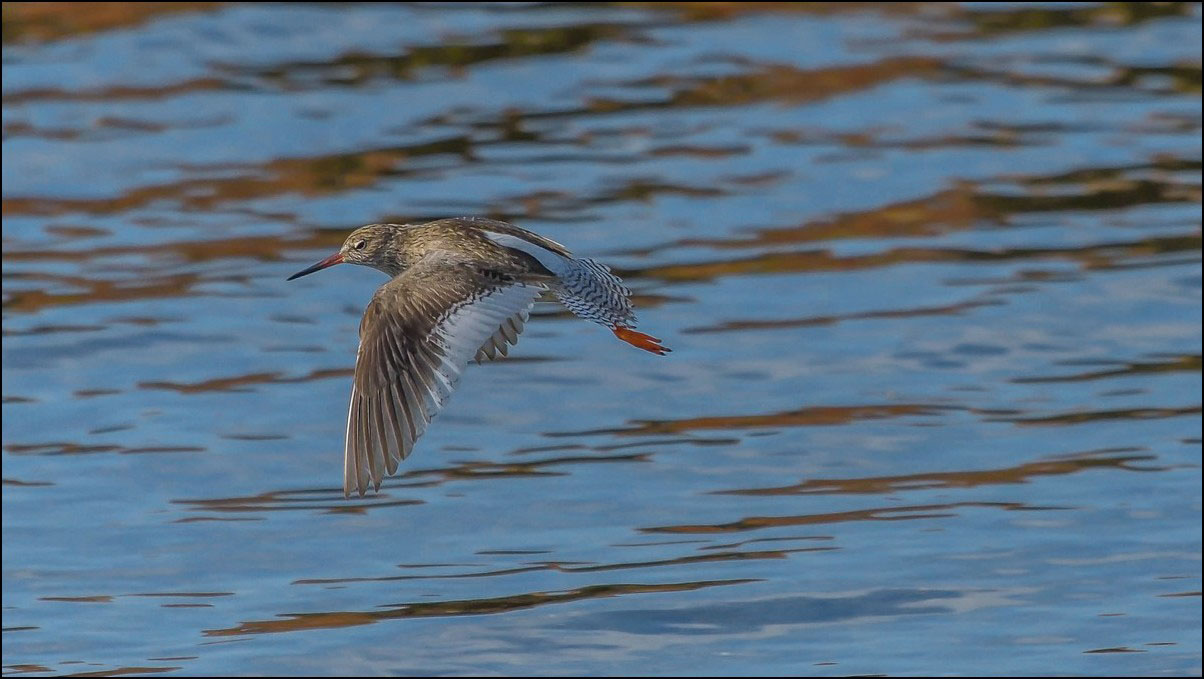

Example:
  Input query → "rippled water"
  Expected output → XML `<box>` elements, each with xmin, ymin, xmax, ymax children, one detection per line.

<box><xmin>3</xmin><ymin>2</ymin><xmax>1201</xmax><ymax>676</ymax></box>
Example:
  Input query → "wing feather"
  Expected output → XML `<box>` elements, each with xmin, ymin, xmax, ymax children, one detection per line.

<box><xmin>473</xmin><ymin>308</ymin><xmax>529</xmax><ymax>363</ymax></box>
<box><xmin>344</xmin><ymin>258</ymin><xmax>545</xmax><ymax>496</ymax></box>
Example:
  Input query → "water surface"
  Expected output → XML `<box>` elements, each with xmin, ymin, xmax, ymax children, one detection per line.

<box><xmin>2</xmin><ymin>2</ymin><xmax>1201</xmax><ymax>676</ymax></box>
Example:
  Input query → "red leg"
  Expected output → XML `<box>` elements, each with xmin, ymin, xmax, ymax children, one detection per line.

<box><xmin>612</xmin><ymin>327</ymin><xmax>671</xmax><ymax>355</ymax></box>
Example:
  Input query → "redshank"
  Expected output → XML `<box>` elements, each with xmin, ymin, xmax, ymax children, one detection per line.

<box><xmin>287</xmin><ymin>217</ymin><xmax>669</xmax><ymax>497</ymax></box>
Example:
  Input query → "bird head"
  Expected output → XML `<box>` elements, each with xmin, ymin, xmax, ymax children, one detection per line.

<box><xmin>287</xmin><ymin>224</ymin><xmax>402</xmax><ymax>280</ymax></box>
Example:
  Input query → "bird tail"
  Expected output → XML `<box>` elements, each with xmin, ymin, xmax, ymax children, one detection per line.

<box><xmin>553</xmin><ymin>258</ymin><xmax>670</xmax><ymax>355</ymax></box>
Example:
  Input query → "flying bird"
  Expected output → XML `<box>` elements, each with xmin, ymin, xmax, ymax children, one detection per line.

<box><xmin>287</xmin><ymin>218</ymin><xmax>670</xmax><ymax>496</ymax></box>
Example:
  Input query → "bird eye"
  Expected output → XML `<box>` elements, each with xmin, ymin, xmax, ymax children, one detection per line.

<box><xmin>354</xmin><ymin>240</ymin><xmax>366</xmax><ymax>250</ymax></box>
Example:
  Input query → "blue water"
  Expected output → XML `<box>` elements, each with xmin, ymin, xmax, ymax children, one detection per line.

<box><xmin>3</xmin><ymin>2</ymin><xmax>1200</xmax><ymax>675</ymax></box>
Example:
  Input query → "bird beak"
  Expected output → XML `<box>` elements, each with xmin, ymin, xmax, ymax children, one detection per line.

<box><xmin>287</xmin><ymin>252</ymin><xmax>344</xmax><ymax>280</ymax></box>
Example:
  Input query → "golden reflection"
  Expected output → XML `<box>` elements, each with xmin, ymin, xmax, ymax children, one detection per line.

<box><xmin>2</xmin><ymin>272</ymin><xmax>210</xmax><ymax>313</ymax></box>
<box><xmin>938</xmin><ymin>2</ymin><xmax>1198</xmax><ymax>41</ymax></box>
<box><xmin>203</xmin><ymin>579</ymin><xmax>755</xmax><ymax>636</ymax></box>
<box><xmin>242</xmin><ymin>23</ymin><xmax>632</xmax><ymax>88</ymax></box>
<box><xmin>2</xmin><ymin>2</ymin><xmax>220</xmax><ymax>43</ymax></box>
<box><xmin>0</xmin><ymin>55</ymin><xmax>946</xmax><ymax>220</ymax></box>
<box><xmin>3</xmin><ymin>231</ymin><xmax>341</xmax><ymax>313</ymax></box>
<box><xmin>656</xmin><ymin>57</ymin><xmax>943</xmax><ymax>108</ymax></box>
<box><xmin>2</xmin><ymin>665</ymin><xmax>52</xmax><ymax>674</ymax></box>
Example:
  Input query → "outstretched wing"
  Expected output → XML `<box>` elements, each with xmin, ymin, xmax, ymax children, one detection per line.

<box><xmin>345</xmin><ymin>256</ymin><xmax>546</xmax><ymax>496</ymax></box>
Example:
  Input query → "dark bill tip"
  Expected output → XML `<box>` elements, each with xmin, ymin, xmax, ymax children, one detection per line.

<box><xmin>287</xmin><ymin>252</ymin><xmax>344</xmax><ymax>281</ymax></box>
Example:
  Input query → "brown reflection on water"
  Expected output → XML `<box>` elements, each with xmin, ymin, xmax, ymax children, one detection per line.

<box><xmin>3</xmin><ymin>231</ymin><xmax>344</xmax><ymax>314</ymax></box>
<box><xmin>5</xmin><ymin>442</ymin><xmax>204</xmax><ymax>456</ymax></box>
<box><xmin>2</xmin><ymin>665</ymin><xmax>52</xmax><ymax>674</ymax></box>
<box><xmin>4</xmin><ymin>231</ymin><xmax>336</xmax><ymax>264</ymax></box>
<box><xmin>626</xmin><ymin>3</ymin><xmax>935</xmax><ymax>21</ymax></box>
<box><xmin>2</xmin><ymin>271</ymin><xmax>217</xmax><ymax>314</ymax></box>
<box><xmin>636</xmin><ymin>0</ymin><xmax>1194</xmax><ymax>32</ymax></box>
<box><xmin>60</xmin><ymin>667</ymin><xmax>182</xmax><ymax>678</ymax></box>
<box><xmin>127</xmin><ymin>592</ymin><xmax>232</xmax><ymax>599</ymax></box>
<box><xmin>139</xmin><ymin>368</ymin><xmax>351</xmax><ymax>394</ymax></box>
<box><xmin>2</xmin><ymin>478</ymin><xmax>54</xmax><ymax>487</ymax></box>
<box><xmin>1012</xmin><ymin>354</ymin><xmax>1201</xmax><ymax>384</ymax></box>
<box><xmin>1</xmin><ymin>665</ymin><xmax>52</xmax><ymax>675</ymax></box>
<box><xmin>951</xmin><ymin>58</ymin><xmax>1201</xmax><ymax>97</ymax></box>
<box><xmin>1</xmin><ymin>2</ymin><xmax>220</xmax><ymax>44</ymax></box>
<box><xmin>622</xmin><ymin>56</ymin><xmax>943</xmax><ymax>109</ymax></box>
<box><xmin>645</xmin><ymin>449</ymin><xmax>1174</xmax><ymax>534</ymax></box>
<box><xmin>627</xmin><ymin>157</ymin><xmax>1199</xmax><ymax>258</ymax></box>
<box><xmin>3</xmin><ymin>80</ymin><xmax>229</xmax><ymax>115</ymax></box>
<box><xmin>632</xmin><ymin>232</ymin><xmax>1201</xmax><ymax>284</ymax></box>
<box><xmin>0</xmin><ymin>137</ymin><xmax>476</xmax><ymax>217</ymax></box>
<box><xmin>642</xmin><ymin>501</ymin><xmax>1058</xmax><ymax>535</ymax></box>
<box><xmin>236</xmin><ymin>22</ymin><xmax>636</xmax><ymax>89</ymax></box>
<box><xmin>173</xmin><ymin>453</ymin><xmax>650</xmax><ymax>518</ymax></box>
<box><xmin>203</xmin><ymin>578</ymin><xmax>755</xmax><ymax>637</ymax></box>
<box><xmin>552</xmin><ymin>404</ymin><xmax>952</xmax><ymax>438</ymax></box>
<box><xmin>998</xmin><ymin>405</ymin><xmax>1202</xmax><ymax>427</ymax></box>
<box><xmin>0</xmin><ymin>53</ymin><xmax>957</xmax><ymax>221</ymax></box>
<box><xmin>172</xmin><ymin>488</ymin><xmax>422</xmax><ymax>516</ymax></box>
<box><xmin>700</xmin><ymin>535</ymin><xmax>834</xmax><ymax>551</ymax></box>
<box><xmin>294</xmin><ymin>547</ymin><xmax>833</xmax><ymax>587</ymax></box>
<box><xmin>926</xmin><ymin>1</ymin><xmax>1196</xmax><ymax>40</ymax></box>
<box><xmin>391</xmin><ymin>452</ymin><xmax>650</xmax><ymax>487</ymax></box>
<box><xmin>713</xmin><ymin>451</ymin><xmax>1160</xmax><ymax>496</ymax></box>
<box><xmin>39</xmin><ymin>596</ymin><xmax>113</xmax><ymax>603</ymax></box>
<box><xmin>687</xmin><ymin>298</ymin><xmax>1001</xmax><ymax>334</ymax></box>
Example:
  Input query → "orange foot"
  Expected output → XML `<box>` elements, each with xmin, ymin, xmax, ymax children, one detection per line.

<box><xmin>612</xmin><ymin>327</ymin><xmax>671</xmax><ymax>355</ymax></box>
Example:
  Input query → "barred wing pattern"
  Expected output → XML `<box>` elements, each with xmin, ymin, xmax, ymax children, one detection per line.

<box><xmin>551</xmin><ymin>257</ymin><xmax>636</xmax><ymax>328</ymax></box>
<box><xmin>481</xmin><ymin>230</ymin><xmax>637</xmax><ymax>329</ymax></box>
<box><xmin>345</xmin><ymin>257</ymin><xmax>545</xmax><ymax>496</ymax></box>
